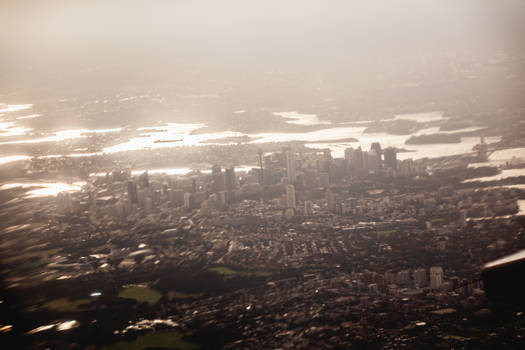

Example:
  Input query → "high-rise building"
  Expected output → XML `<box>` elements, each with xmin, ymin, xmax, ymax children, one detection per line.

<box><xmin>183</xmin><ymin>192</ymin><xmax>192</xmax><ymax>209</ymax></box>
<box><xmin>413</xmin><ymin>268</ymin><xmax>427</xmax><ymax>287</ymax></box>
<box><xmin>396</xmin><ymin>270</ymin><xmax>410</xmax><ymax>286</ymax></box>
<box><xmin>352</xmin><ymin>147</ymin><xmax>364</xmax><ymax>171</ymax></box>
<box><xmin>369</xmin><ymin>143</ymin><xmax>382</xmax><ymax>172</ymax></box>
<box><xmin>430</xmin><ymin>266</ymin><xmax>444</xmax><ymax>290</ymax></box>
<box><xmin>362</xmin><ymin>151</ymin><xmax>370</xmax><ymax>173</ymax></box>
<box><xmin>285</xmin><ymin>147</ymin><xmax>296</xmax><ymax>182</ymax></box>
<box><xmin>477</xmin><ymin>135</ymin><xmax>488</xmax><ymax>161</ymax></box>
<box><xmin>88</xmin><ymin>190</ymin><xmax>97</xmax><ymax>208</ymax></box>
<box><xmin>398</xmin><ymin>158</ymin><xmax>415</xmax><ymax>176</ymax></box>
<box><xmin>283</xmin><ymin>207</ymin><xmax>294</xmax><ymax>220</ymax></box>
<box><xmin>304</xmin><ymin>200</ymin><xmax>313</xmax><ymax>216</ymax></box>
<box><xmin>191</xmin><ymin>178</ymin><xmax>198</xmax><ymax>193</ymax></box>
<box><xmin>257</xmin><ymin>149</ymin><xmax>264</xmax><ymax>185</ymax></box>
<box><xmin>225</xmin><ymin>166</ymin><xmax>236</xmax><ymax>191</ymax></box>
<box><xmin>344</xmin><ymin>147</ymin><xmax>354</xmax><ymax>162</ymax></box>
<box><xmin>383</xmin><ymin>147</ymin><xmax>397</xmax><ymax>170</ymax></box>
<box><xmin>370</xmin><ymin>142</ymin><xmax>382</xmax><ymax>156</ymax></box>
<box><xmin>211</xmin><ymin>165</ymin><xmax>225</xmax><ymax>193</ymax></box>
<box><xmin>326</xmin><ymin>189</ymin><xmax>336</xmax><ymax>212</ymax></box>
<box><xmin>286</xmin><ymin>184</ymin><xmax>296</xmax><ymax>209</ymax></box>
<box><xmin>139</xmin><ymin>171</ymin><xmax>149</xmax><ymax>188</ymax></box>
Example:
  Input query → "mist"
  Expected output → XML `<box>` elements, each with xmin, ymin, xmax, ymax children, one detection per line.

<box><xmin>2</xmin><ymin>0</ymin><xmax>525</xmax><ymax>92</ymax></box>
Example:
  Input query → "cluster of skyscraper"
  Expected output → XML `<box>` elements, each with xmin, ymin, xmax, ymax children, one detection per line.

<box><xmin>58</xmin><ymin>141</ymin><xmax>422</xmax><ymax>219</ymax></box>
<box><xmin>344</xmin><ymin>143</ymin><xmax>398</xmax><ymax>175</ymax></box>
<box><xmin>125</xmin><ymin>165</ymin><xmax>239</xmax><ymax>214</ymax></box>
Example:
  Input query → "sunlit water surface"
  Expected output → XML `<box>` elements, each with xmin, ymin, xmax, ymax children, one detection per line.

<box><xmin>468</xmin><ymin>147</ymin><xmax>525</xmax><ymax>168</ymax></box>
<box><xmin>0</xmin><ymin>182</ymin><xmax>86</xmax><ymax>197</ymax></box>
<box><xmin>0</xmin><ymin>109</ymin><xmax>495</xmax><ymax>165</ymax></box>
<box><xmin>1</xmin><ymin>128</ymin><xmax>122</xmax><ymax>145</ymax></box>
<box><xmin>273</xmin><ymin>111</ymin><xmax>331</xmax><ymax>126</ymax></box>
<box><xmin>463</xmin><ymin>168</ymin><xmax>525</xmax><ymax>183</ymax></box>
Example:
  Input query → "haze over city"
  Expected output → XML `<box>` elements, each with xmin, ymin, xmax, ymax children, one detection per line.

<box><xmin>1</xmin><ymin>1</ymin><xmax>525</xmax><ymax>349</ymax></box>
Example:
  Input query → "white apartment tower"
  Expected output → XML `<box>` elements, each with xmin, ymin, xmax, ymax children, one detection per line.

<box><xmin>430</xmin><ymin>266</ymin><xmax>444</xmax><ymax>290</ymax></box>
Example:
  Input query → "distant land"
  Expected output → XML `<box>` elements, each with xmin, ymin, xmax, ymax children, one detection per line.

<box><xmin>405</xmin><ymin>133</ymin><xmax>461</xmax><ymax>144</ymax></box>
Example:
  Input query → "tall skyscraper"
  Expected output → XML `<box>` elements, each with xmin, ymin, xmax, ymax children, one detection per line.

<box><xmin>369</xmin><ymin>142</ymin><xmax>382</xmax><ymax>172</ymax></box>
<box><xmin>211</xmin><ymin>165</ymin><xmax>225</xmax><ymax>193</ymax></box>
<box><xmin>368</xmin><ymin>150</ymin><xmax>381</xmax><ymax>172</ymax></box>
<box><xmin>257</xmin><ymin>149</ymin><xmax>264</xmax><ymax>185</ymax></box>
<box><xmin>304</xmin><ymin>200</ymin><xmax>313</xmax><ymax>216</ymax></box>
<box><xmin>370</xmin><ymin>142</ymin><xmax>382</xmax><ymax>156</ymax></box>
<box><xmin>284</xmin><ymin>147</ymin><xmax>296</xmax><ymax>182</ymax></box>
<box><xmin>191</xmin><ymin>178</ymin><xmax>198</xmax><ymax>193</ymax></box>
<box><xmin>352</xmin><ymin>147</ymin><xmax>364</xmax><ymax>171</ymax></box>
<box><xmin>225</xmin><ymin>166</ymin><xmax>236</xmax><ymax>191</ymax></box>
<box><xmin>383</xmin><ymin>147</ymin><xmax>397</xmax><ymax>170</ymax></box>
<box><xmin>138</xmin><ymin>171</ymin><xmax>149</xmax><ymax>188</ymax></box>
<box><xmin>344</xmin><ymin>147</ymin><xmax>355</xmax><ymax>176</ymax></box>
<box><xmin>286</xmin><ymin>184</ymin><xmax>296</xmax><ymax>209</ymax></box>
<box><xmin>477</xmin><ymin>135</ymin><xmax>488</xmax><ymax>161</ymax></box>
<box><xmin>127</xmin><ymin>181</ymin><xmax>138</xmax><ymax>204</ymax></box>
<box><xmin>344</xmin><ymin>147</ymin><xmax>354</xmax><ymax>162</ymax></box>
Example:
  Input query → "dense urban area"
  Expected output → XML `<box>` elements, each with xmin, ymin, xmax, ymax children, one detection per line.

<box><xmin>1</xmin><ymin>130</ymin><xmax>525</xmax><ymax>348</ymax></box>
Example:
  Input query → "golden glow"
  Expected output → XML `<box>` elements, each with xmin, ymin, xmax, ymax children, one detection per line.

<box><xmin>0</xmin><ymin>104</ymin><xmax>33</xmax><ymax>114</ymax></box>
<box><xmin>0</xmin><ymin>155</ymin><xmax>31</xmax><ymax>165</ymax></box>
<box><xmin>0</xmin><ymin>128</ymin><xmax>122</xmax><ymax>144</ymax></box>
<box><xmin>0</xmin><ymin>182</ymin><xmax>86</xmax><ymax>197</ymax></box>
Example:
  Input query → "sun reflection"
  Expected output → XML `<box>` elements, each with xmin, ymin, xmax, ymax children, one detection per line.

<box><xmin>0</xmin><ymin>104</ymin><xmax>33</xmax><ymax>114</ymax></box>
<box><xmin>27</xmin><ymin>324</ymin><xmax>55</xmax><ymax>335</ymax></box>
<box><xmin>273</xmin><ymin>111</ymin><xmax>331</xmax><ymax>126</ymax></box>
<box><xmin>393</xmin><ymin>111</ymin><xmax>446</xmax><ymax>122</ymax></box>
<box><xmin>0</xmin><ymin>121</ymin><xmax>33</xmax><ymax>137</ymax></box>
<box><xmin>0</xmin><ymin>182</ymin><xmax>86</xmax><ymax>197</ymax></box>
<box><xmin>91</xmin><ymin>165</ymin><xmax>255</xmax><ymax>177</ymax></box>
<box><xmin>0</xmin><ymin>128</ymin><xmax>122</xmax><ymax>144</ymax></box>
<box><xmin>17</xmin><ymin>114</ymin><xmax>42</xmax><ymax>120</ymax></box>
<box><xmin>26</xmin><ymin>320</ymin><xmax>79</xmax><ymax>334</ymax></box>
<box><xmin>56</xmin><ymin>320</ymin><xmax>79</xmax><ymax>331</ymax></box>
<box><xmin>0</xmin><ymin>155</ymin><xmax>31</xmax><ymax>165</ymax></box>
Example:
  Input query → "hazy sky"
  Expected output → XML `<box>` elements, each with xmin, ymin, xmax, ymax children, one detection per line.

<box><xmin>1</xmin><ymin>0</ymin><xmax>525</xmax><ymax>90</ymax></box>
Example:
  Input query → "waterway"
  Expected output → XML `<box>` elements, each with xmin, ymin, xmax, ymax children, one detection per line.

<box><xmin>0</xmin><ymin>106</ymin><xmax>494</xmax><ymax>165</ymax></box>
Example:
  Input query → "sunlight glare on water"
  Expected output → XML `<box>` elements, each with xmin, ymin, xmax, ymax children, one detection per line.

<box><xmin>0</xmin><ymin>155</ymin><xmax>31</xmax><ymax>165</ymax></box>
<box><xmin>273</xmin><ymin>111</ymin><xmax>331</xmax><ymax>126</ymax></box>
<box><xmin>0</xmin><ymin>104</ymin><xmax>33</xmax><ymax>114</ymax></box>
<box><xmin>102</xmin><ymin>123</ymin><xmax>241</xmax><ymax>153</ymax></box>
<box><xmin>0</xmin><ymin>182</ymin><xmax>86</xmax><ymax>197</ymax></box>
<box><xmin>0</xmin><ymin>128</ymin><xmax>122</xmax><ymax>144</ymax></box>
<box><xmin>0</xmin><ymin>121</ymin><xmax>33</xmax><ymax>137</ymax></box>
